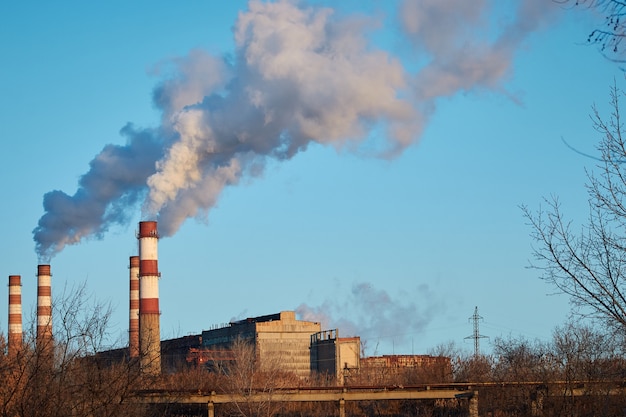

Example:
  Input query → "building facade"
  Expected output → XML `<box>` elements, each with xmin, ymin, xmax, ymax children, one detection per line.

<box><xmin>201</xmin><ymin>311</ymin><xmax>321</xmax><ymax>378</ymax></box>
<box><xmin>310</xmin><ymin>329</ymin><xmax>360</xmax><ymax>384</ymax></box>
<box><xmin>359</xmin><ymin>354</ymin><xmax>453</xmax><ymax>384</ymax></box>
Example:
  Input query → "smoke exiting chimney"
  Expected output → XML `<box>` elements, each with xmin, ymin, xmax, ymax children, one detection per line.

<box><xmin>137</xmin><ymin>221</ymin><xmax>161</xmax><ymax>375</ymax></box>
<box><xmin>8</xmin><ymin>275</ymin><xmax>23</xmax><ymax>355</ymax></box>
<box><xmin>32</xmin><ymin>1</ymin><xmax>558</xmax><ymax>261</ymax></box>
<box><xmin>129</xmin><ymin>256</ymin><xmax>140</xmax><ymax>359</ymax></box>
<box><xmin>36</xmin><ymin>265</ymin><xmax>53</xmax><ymax>353</ymax></box>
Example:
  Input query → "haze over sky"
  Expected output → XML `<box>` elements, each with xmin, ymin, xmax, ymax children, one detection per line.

<box><xmin>0</xmin><ymin>0</ymin><xmax>622</xmax><ymax>356</ymax></box>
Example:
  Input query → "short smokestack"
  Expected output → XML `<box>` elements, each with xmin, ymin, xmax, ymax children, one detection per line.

<box><xmin>36</xmin><ymin>265</ymin><xmax>53</xmax><ymax>353</ymax></box>
<box><xmin>138</xmin><ymin>221</ymin><xmax>161</xmax><ymax>375</ymax></box>
<box><xmin>129</xmin><ymin>256</ymin><xmax>140</xmax><ymax>359</ymax></box>
<box><xmin>8</xmin><ymin>275</ymin><xmax>23</xmax><ymax>355</ymax></box>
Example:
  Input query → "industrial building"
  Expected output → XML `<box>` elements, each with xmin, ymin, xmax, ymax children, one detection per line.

<box><xmin>198</xmin><ymin>311</ymin><xmax>321</xmax><ymax>378</ymax></box>
<box><xmin>180</xmin><ymin>312</ymin><xmax>361</xmax><ymax>382</ymax></box>
<box><xmin>310</xmin><ymin>329</ymin><xmax>360</xmax><ymax>384</ymax></box>
<box><xmin>4</xmin><ymin>220</ymin><xmax>449</xmax><ymax>384</ymax></box>
<box><xmin>359</xmin><ymin>354</ymin><xmax>453</xmax><ymax>385</ymax></box>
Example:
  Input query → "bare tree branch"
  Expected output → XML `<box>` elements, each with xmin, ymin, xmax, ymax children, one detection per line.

<box><xmin>524</xmin><ymin>84</ymin><xmax>626</xmax><ymax>333</ymax></box>
<box><xmin>556</xmin><ymin>0</ymin><xmax>626</xmax><ymax>62</ymax></box>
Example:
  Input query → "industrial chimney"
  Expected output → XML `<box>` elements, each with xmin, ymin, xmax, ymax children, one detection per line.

<box><xmin>36</xmin><ymin>265</ymin><xmax>53</xmax><ymax>354</ymax></box>
<box><xmin>138</xmin><ymin>221</ymin><xmax>161</xmax><ymax>375</ymax></box>
<box><xmin>8</xmin><ymin>275</ymin><xmax>23</xmax><ymax>355</ymax></box>
<box><xmin>129</xmin><ymin>256</ymin><xmax>140</xmax><ymax>359</ymax></box>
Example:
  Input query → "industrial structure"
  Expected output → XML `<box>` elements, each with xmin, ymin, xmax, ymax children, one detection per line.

<box><xmin>310</xmin><ymin>329</ymin><xmax>360</xmax><ymax>384</ymax></box>
<box><xmin>7</xmin><ymin>222</ymin><xmax>626</xmax><ymax>417</ymax></box>
<box><xmin>200</xmin><ymin>311</ymin><xmax>321</xmax><ymax>378</ymax></box>
<box><xmin>129</xmin><ymin>255</ymin><xmax>140</xmax><ymax>359</ymax></box>
<box><xmin>359</xmin><ymin>354</ymin><xmax>453</xmax><ymax>385</ymax></box>
<box><xmin>138</xmin><ymin>220</ymin><xmax>162</xmax><ymax>375</ymax></box>
<box><xmin>7</xmin><ymin>275</ymin><xmax>22</xmax><ymax>356</ymax></box>
<box><xmin>465</xmin><ymin>306</ymin><xmax>488</xmax><ymax>356</ymax></box>
<box><xmin>36</xmin><ymin>264</ymin><xmax>53</xmax><ymax>355</ymax></box>
<box><xmin>4</xmin><ymin>220</ymin><xmax>448</xmax><ymax>384</ymax></box>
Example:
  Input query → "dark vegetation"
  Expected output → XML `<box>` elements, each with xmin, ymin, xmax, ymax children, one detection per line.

<box><xmin>2</xmin><ymin>283</ymin><xmax>626</xmax><ymax>417</ymax></box>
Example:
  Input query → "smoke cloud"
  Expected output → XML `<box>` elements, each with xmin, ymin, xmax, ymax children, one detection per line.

<box><xmin>33</xmin><ymin>0</ymin><xmax>558</xmax><ymax>260</ymax></box>
<box><xmin>33</xmin><ymin>126</ymin><xmax>163</xmax><ymax>261</ymax></box>
<box><xmin>404</xmin><ymin>0</ymin><xmax>558</xmax><ymax>100</ymax></box>
<box><xmin>296</xmin><ymin>281</ymin><xmax>442</xmax><ymax>355</ymax></box>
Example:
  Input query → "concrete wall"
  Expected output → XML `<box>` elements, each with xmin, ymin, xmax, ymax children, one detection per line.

<box><xmin>338</xmin><ymin>337</ymin><xmax>360</xmax><ymax>370</ymax></box>
<box><xmin>201</xmin><ymin>311</ymin><xmax>321</xmax><ymax>378</ymax></box>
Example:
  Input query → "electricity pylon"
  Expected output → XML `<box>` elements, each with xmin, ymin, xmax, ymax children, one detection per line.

<box><xmin>464</xmin><ymin>306</ymin><xmax>488</xmax><ymax>356</ymax></box>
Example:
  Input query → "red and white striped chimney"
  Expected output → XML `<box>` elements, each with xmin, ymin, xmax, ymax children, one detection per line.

<box><xmin>138</xmin><ymin>221</ymin><xmax>161</xmax><ymax>375</ymax></box>
<box><xmin>8</xmin><ymin>275</ymin><xmax>23</xmax><ymax>355</ymax></box>
<box><xmin>129</xmin><ymin>256</ymin><xmax>140</xmax><ymax>359</ymax></box>
<box><xmin>36</xmin><ymin>265</ymin><xmax>53</xmax><ymax>352</ymax></box>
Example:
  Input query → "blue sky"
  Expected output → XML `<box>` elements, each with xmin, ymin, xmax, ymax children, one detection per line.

<box><xmin>0</xmin><ymin>0</ymin><xmax>622</xmax><ymax>356</ymax></box>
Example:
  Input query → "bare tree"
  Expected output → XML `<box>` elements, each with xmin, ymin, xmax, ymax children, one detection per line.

<box><xmin>492</xmin><ymin>336</ymin><xmax>554</xmax><ymax>383</ymax></box>
<box><xmin>546</xmin><ymin>321</ymin><xmax>626</xmax><ymax>416</ymax></box>
<box><xmin>523</xmin><ymin>84</ymin><xmax>626</xmax><ymax>334</ymax></box>
<box><xmin>217</xmin><ymin>337</ymin><xmax>291</xmax><ymax>417</ymax></box>
<box><xmin>552</xmin><ymin>321</ymin><xmax>626</xmax><ymax>382</ymax></box>
<box><xmin>556</xmin><ymin>0</ymin><xmax>626</xmax><ymax>62</ymax></box>
<box><xmin>453</xmin><ymin>353</ymin><xmax>494</xmax><ymax>383</ymax></box>
<box><xmin>0</xmin><ymin>282</ymin><xmax>145</xmax><ymax>417</ymax></box>
<box><xmin>428</xmin><ymin>340</ymin><xmax>466</xmax><ymax>382</ymax></box>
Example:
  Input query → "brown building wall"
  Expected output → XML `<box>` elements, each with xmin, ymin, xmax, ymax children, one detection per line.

<box><xmin>359</xmin><ymin>354</ymin><xmax>453</xmax><ymax>385</ymax></box>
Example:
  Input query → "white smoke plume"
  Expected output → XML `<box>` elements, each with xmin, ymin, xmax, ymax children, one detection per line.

<box><xmin>33</xmin><ymin>0</ymin><xmax>558</xmax><ymax>260</ymax></box>
<box><xmin>404</xmin><ymin>0</ymin><xmax>557</xmax><ymax>100</ymax></box>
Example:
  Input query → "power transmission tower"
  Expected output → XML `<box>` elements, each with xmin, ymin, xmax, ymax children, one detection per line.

<box><xmin>464</xmin><ymin>306</ymin><xmax>488</xmax><ymax>356</ymax></box>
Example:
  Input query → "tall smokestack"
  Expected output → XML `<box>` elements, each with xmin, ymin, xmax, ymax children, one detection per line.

<box><xmin>36</xmin><ymin>265</ymin><xmax>53</xmax><ymax>354</ymax></box>
<box><xmin>138</xmin><ymin>221</ymin><xmax>161</xmax><ymax>375</ymax></box>
<box><xmin>129</xmin><ymin>256</ymin><xmax>140</xmax><ymax>359</ymax></box>
<box><xmin>8</xmin><ymin>275</ymin><xmax>23</xmax><ymax>355</ymax></box>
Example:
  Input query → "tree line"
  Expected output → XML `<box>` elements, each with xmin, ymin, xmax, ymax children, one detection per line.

<box><xmin>2</xmin><ymin>283</ymin><xmax>626</xmax><ymax>416</ymax></box>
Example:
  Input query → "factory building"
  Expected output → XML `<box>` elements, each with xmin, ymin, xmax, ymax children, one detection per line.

<box><xmin>310</xmin><ymin>329</ymin><xmax>360</xmax><ymax>384</ymax></box>
<box><xmin>4</xmin><ymin>220</ymin><xmax>450</xmax><ymax>385</ymax></box>
<box><xmin>199</xmin><ymin>311</ymin><xmax>321</xmax><ymax>379</ymax></box>
<box><xmin>359</xmin><ymin>354</ymin><xmax>453</xmax><ymax>384</ymax></box>
<box><xmin>161</xmin><ymin>334</ymin><xmax>203</xmax><ymax>371</ymax></box>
